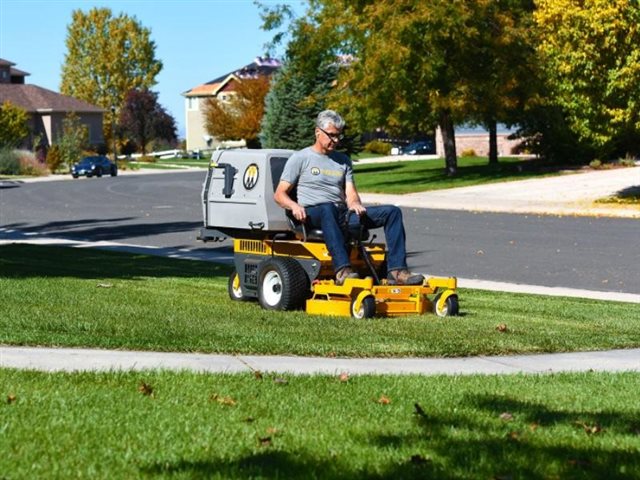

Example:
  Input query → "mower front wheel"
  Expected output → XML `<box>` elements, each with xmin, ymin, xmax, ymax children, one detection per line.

<box><xmin>433</xmin><ymin>292</ymin><xmax>459</xmax><ymax>317</ymax></box>
<box><xmin>227</xmin><ymin>270</ymin><xmax>246</xmax><ymax>301</ymax></box>
<box><xmin>351</xmin><ymin>295</ymin><xmax>376</xmax><ymax>319</ymax></box>
<box><xmin>258</xmin><ymin>257</ymin><xmax>309</xmax><ymax>311</ymax></box>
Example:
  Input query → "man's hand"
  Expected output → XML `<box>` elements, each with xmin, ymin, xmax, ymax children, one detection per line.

<box><xmin>291</xmin><ymin>203</ymin><xmax>307</xmax><ymax>222</ymax></box>
<box><xmin>350</xmin><ymin>203</ymin><xmax>367</xmax><ymax>217</ymax></box>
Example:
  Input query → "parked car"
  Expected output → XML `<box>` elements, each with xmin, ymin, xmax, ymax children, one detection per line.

<box><xmin>392</xmin><ymin>139</ymin><xmax>436</xmax><ymax>156</ymax></box>
<box><xmin>71</xmin><ymin>156</ymin><xmax>117</xmax><ymax>178</ymax></box>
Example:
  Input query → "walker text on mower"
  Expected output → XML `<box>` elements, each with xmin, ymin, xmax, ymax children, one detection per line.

<box><xmin>199</xmin><ymin>149</ymin><xmax>459</xmax><ymax>319</ymax></box>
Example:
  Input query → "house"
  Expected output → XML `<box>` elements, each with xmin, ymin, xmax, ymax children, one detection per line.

<box><xmin>0</xmin><ymin>58</ymin><xmax>104</xmax><ymax>150</ymax></box>
<box><xmin>182</xmin><ymin>57</ymin><xmax>281</xmax><ymax>151</ymax></box>
<box><xmin>435</xmin><ymin>123</ymin><xmax>521</xmax><ymax>157</ymax></box>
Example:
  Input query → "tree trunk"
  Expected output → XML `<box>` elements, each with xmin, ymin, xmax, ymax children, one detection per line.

<box><xmin>488</xmin><ymin>119</ymin><xmax>498</xmax><ymax>165</ymax></box>
<box><xmin>439</xmin><ymin>111</ymin><xmax>457</xmax><ymax>176</ymax></box>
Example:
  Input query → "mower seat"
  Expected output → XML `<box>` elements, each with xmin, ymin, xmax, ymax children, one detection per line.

<box><xmin>286</xmin><ymin>210</ymin><xmax>370</xmax><ymax>243</ymax></box>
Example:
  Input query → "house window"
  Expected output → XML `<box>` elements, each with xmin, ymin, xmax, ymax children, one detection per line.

<box><xmin>188</xmin><ymin>97</ymin><xmax>199</xmax><ymax>110</ymax></box>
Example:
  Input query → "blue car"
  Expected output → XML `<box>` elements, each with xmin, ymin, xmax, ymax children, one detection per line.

<box><xmin>399</xmin><ymin>140</ymin><xmax>435</xmax><ymax>155</ymax></box>
<box><xmin>71</xmin><ymin>156</ymin><xmax>117</xmax><ymax>178</ymax></box>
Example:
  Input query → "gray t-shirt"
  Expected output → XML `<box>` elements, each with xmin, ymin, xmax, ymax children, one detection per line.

<box><xmin>280</xmin><ymin>147</ymin><xmax>354</xmax><ymax>207</ymax></box>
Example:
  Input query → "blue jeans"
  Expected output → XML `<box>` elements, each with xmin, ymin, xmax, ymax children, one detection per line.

<box><xmin>305</xmin><ymin>203</ymin><xmax>408</xmax><ymax>273</ymax></box>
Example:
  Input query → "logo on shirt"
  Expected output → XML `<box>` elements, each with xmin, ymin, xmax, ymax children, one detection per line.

<box><xmin>310</xmin><ymin>167</ymin><xmax>321</xmax><ymax>175</ymax></box>
<box><xmin>243</xmin><ymin>164</ymin><xmax>259</xmax><ymax>190</ymax></box>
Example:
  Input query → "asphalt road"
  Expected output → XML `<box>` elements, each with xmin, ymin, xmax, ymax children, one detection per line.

<box><xmin>1</xmin><ymin>170</ymin><xmax>638</xmax><ymax>294</ymax></box>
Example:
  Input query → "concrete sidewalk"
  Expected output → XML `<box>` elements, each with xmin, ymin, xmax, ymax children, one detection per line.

<box><xmin>360</xmin><ymin>166</ymin><xmax>640</xmax><ymax>218</ymax></box>
<box><xmin>2</xmin><ymin>346</ymin><xmax>639</xmax><ymax>376</ymax></box>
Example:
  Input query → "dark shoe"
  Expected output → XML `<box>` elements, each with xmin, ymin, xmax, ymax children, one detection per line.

<box><xmin>336</xmin><ymin>266</ymin><xmax>359</xmax><ymax>285</ymax></box>
<box><xmin>388</xmin><ymin>269</ymin><xmax>424</xmax><ymax>285</ymax></box>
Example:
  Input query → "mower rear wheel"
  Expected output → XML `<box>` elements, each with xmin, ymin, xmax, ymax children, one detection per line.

<box><xmin>433</xmin><ymin>293</ymin><xmax>459</xmax><ymax>317</ymax></box>
<box><xmin>351</xmin><ymin>295</ymin><xmax>376</xmax><ymax>319</ymax></box>
<box><xmin>258</xmin><ymin>257</ymin><xmax>309</xmax><ymax>311</ymax></box>
<box><xmin>227</xmin><ymin>270</ymin><xmax>246</xmax><ymax>301</ymax></box>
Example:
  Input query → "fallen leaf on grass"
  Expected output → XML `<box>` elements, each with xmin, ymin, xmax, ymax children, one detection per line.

<box><xmin>576</xmin><ymin>421</ymin><xmax>602</xmax><ymax>435</ymax></box>
<box><xmin>138</xmin><ymin>382</ymin><xmax>154</xmax><ymax>397</ymax></box>
<box><xmin>496</xmin><ymin>323</ymin><xmax>509</xmax><ymax>333</ymax></box>
<box><xmin>506</xmin><ymin>430</ymin><xmax>520</xmax><ymax>440</ymax></box>
<box><xmin>210</xmin><ymin>394</ymin><xmax>236</xmax><ymax>406</ymax></box>
<box><xmin>7</xmin><ymin>394</ymin><xmax>17</xmax><ymax>404</ymax></box>
<box><xmin>377</xmin><ymin>395</ymin><xmax>391</xmax><ymax>405</ymax></box>
<box><xmin>339</xmin><ymin>372</ymin><xmax>349</xmax><ymax>383</ymax></box>
<box><xmin>499</xmin><ymin>412</ymin><xmax>514</xmax><ymax>421</ymax></box>
<box><xmin>258</xmin><ymin>436</ymin><xmax>272</xmax><ymax>447</ymax></box>
<box><xmin>253</xmin><ymin>370</ymin><xmax>263</xmax><ymax>380</ymax></box>
<box><xmin>96</xmin><ymin>283</ymin><xmax>113</xmax><ymax>288</ymax></box>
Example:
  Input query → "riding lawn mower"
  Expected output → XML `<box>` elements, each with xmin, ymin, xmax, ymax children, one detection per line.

<box><xmin>199</xmin><ymin>149</ymin><xmax>459</xmax><ymax>319</ymax></box>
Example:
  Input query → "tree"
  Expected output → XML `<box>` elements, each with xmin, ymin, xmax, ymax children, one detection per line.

<box><xmin>260</xmin><ymin>60</ymin><xmax>339</xmax><ymax>150</ymax></box>
<box><xmin>258</xmin><ymin>4</ymin><xmax>352</xmax><ymax>151</ymax></box>
<box><xmin>57</xmin><ymin>112</ymin><xmax>88</xmax><ymax>170</ymax></box>
<box><xmin>60</xmin><ymin>7</ymin><xmax>162</xmax><ymax>146</ymax></box>
<box><xmin>203</xmin><ymin>76</ymin><xmax>271</xmax><ymax>148</ymax></box>
<box><xmin>0</xmin><ymin>101</ymin><xmax>29</xmax><ymax>147</ymax></box>
<box><xmin>119</xmin><ymin>89</ymin><xmax>177</xmax><ymax>155</ymax></box>
<box><xmin>264</xmin><ymin>1</ymin><xmax>494</xmax><ymax>175</ymax></box>
<box><xmin>535</xmin><ymin>0</ymin><xmax>640</xmax><ymax>159</ymax></box>
<box><xmin>464</xmin><ymin>0</ymin><xmax>538</xmax><ymax>164</ymax></box>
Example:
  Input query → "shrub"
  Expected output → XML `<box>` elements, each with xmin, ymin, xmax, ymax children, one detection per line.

<box><xmin>460</xmin><ymin>148</ymin><xmax>477</xmax><ymax>157</ymax></box>
<box><xmin>363</xmin><ymin>140</ymin><xmax>391</xmax><ymax>155</ymax></box>
<box><xmin>0</xmin><ymin>147</ymin><xmax>20</xmax><ymax>175</ymax></box>
<box><xmin>619</xmin><ymin>156</ymin><xmax>637</xmax><ymax>167</ymax></box>
<box><xmin>589</xmin><ymin>159</ymin><xmax>602</xmax><ymax>169</ymax></box>
<box><xmin>16</xmin><ymin>150</ymin><xmax>48</xmax><ymax>176</ymax></box>
<box><xmin>46</xmin><ymin>145</ymin><xmax>64</xmax><ymax>173</ymax></box>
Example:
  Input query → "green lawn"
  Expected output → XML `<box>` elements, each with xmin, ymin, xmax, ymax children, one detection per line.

<box><xmin>2</xmin><ymin>368</ymin><xmax>639</xmax><ymax>478</ymax></box>
<box><xmin>353</xmin><ymin>156</ymin><xmax>574</xmax><ymax>194</ymax></box>
<box><xmin>2</xmin><ymin>244</ymin><xmax>638</xmax><ymax>357</ymax></box>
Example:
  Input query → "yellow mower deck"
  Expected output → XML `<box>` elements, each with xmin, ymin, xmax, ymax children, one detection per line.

<box><xmin>307</xmin><ymin>276</ymin><xmax>458</xmax><ymax>318</ymax></box>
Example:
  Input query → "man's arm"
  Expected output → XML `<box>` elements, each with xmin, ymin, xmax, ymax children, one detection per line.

<box><xmin>345</xmin><ymin>181</ymin><xmax>366</xmax><ymax>216</ymax></box>
<box><xmin>274</xmin><ymin>180</ymin><xmax>307</xmax><ymax>222</ymax></box>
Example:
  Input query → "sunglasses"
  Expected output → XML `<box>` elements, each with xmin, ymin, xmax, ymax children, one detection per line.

<box><xmin>318</xmin><ymin>127</ymin><xmax>344</xmax><ymax>142</ymax></box>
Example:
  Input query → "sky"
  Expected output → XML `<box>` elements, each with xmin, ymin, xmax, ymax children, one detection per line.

<box><xmin>0</xmin><ymin>0</ymin><xmax>303</xmax><ymax>138</ymax></box>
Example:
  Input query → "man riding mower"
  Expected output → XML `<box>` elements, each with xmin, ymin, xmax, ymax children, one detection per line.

<box><xmin>199</xmin><ymin>148</ymin><xmax>459</xmax><ymax>319</ymax></box>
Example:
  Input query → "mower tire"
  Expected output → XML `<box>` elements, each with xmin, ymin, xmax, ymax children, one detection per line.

<box><xmin>351</xmin><ymin>295</ymin><xmax>376</xmax><ymax>319</ymax></box>
<box><xmin>433</xmin><ymin>293</ymin><xmax>459</xmax><ymax>317</ymax></box>
<box><xmin>227</xmin><ymin>269</ymin><xmax>246</xmax><ymax>301</ymax></box>
<box><xmin>258</xmin><ymin>257</ymin><xmax>309</xmax><ymax>311</ymax></box>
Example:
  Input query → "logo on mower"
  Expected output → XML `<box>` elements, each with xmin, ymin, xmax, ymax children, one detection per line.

<box><xmin>243</xmin><ymin>164</ymin><xmax>259</xmax><ymax>190</ymax></box>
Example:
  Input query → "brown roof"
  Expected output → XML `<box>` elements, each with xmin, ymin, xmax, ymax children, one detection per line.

<box><xmin>0</xmin><ymin>84</ymin><xmax>104</xmax><ymax>113</ymax></box>
<box><xmin>183</xmin><ymin>56</ymin><xmax>281</xmax><ymax>97</ymax></box>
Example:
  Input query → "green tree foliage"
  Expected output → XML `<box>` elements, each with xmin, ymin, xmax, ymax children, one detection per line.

<box><xmin>119</xmin><ymin>89</ymin><xmax>177</xmax><ymax>155</ymax></box>
<box><xmin>57</xmin><ymin>113</ymin><xmax>88</xmax><ymax>170</ymax></box>
<box><xmin>465</xmin><ymin>0</ymin><xmax>538</xmax><ymax>164</ymax></box>
<box><xmin>535</xmin><ymin>0</ymin><xmax>640</xmax><ymax>159</ymax></box>
<box><xmin>265</xmin><ymin>1</ymin><xmax>535</xmax><ymax>175</ymax></box>
<box><xmin>260</xmin><ymin>62</ymin><xmax>338</xmax><ymax>150</ymax></box>
<box><xmin>203</xmin><ymin>76</ymin><xmax>271</xmax><ymax>148</ymax></box>
<box><xmin>60</xmin><ymin>7</ymin><xmax>162</xmax><ymax>145</ymax></box>
<box><xmin>45</xmin><ymin>144</ymin><xmax>64</xmax><ymax>173</ymax></box>
<box><xmin>258</xmin><ymin>4</ymin><xmax>349</xmax><ymax>151</ymax></box>
<box><xmin>0</xmin><ymin>101</ymin><xmax>29</xmax><ymax>147</ymax></box>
